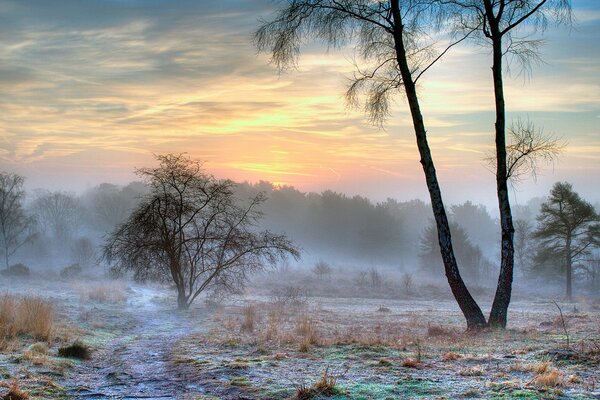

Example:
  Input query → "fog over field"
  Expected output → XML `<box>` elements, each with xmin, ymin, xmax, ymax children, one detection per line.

<box><xmin>1</xmin><ymin>0</ymin><xmax>599</xmax><ymax>399</ymax></box>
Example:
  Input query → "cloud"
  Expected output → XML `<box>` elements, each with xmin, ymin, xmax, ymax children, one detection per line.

<box><xmin>0</xmin><ymin>0</ymin><xmax>598</xmax><ymax>204</ymax></box>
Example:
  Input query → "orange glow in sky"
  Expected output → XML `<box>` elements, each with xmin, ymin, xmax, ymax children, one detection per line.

<box><xmin>0</xmin><ymin>1</ymin><xmax>598</xmax><ymax>208</ymax></box>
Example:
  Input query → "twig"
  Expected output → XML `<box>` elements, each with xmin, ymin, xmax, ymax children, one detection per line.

<box><xmin>552</xmin><ymin>301</ymin><xmax>570</xmax><ymax>349</ymax></box>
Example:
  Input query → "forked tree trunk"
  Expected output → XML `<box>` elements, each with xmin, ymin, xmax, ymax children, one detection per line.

<box><xmin>390</xmin><ymin>0</ymin><xmax>487</xmax><ymax>330</ymax></box>
<box><xmin>488</xmin><ymin>33</ymin><xmax>516</xmax><ymax>329</ymax></box>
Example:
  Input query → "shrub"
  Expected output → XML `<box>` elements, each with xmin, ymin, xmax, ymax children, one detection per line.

<box><xmin>270</xmin><ymin>285</ymin><xmax>308</xmax><ymax>308</ymax></box>
<box><xmin>0</xmin><ymin>264</ymin><xmax>30</xmax><ymax>278</ymax></box>
<box><xmin>60</xmin><ymin>263</ymin><xmax>82</xmax><ymax>279</ymax></box>
<box><xmin>58</xmin><ymin>341</ymin><xmax>90</xmax><ymax>360</ymax></box>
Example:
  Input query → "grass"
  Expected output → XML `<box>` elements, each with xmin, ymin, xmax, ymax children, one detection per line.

<box><xmin>531</xmin><ymin>369</ymin><xmax>563</xmax><ymax>387</ymax></box>
<box><xmin>241</xmin><ymin>305</ymin><xmax>257</xmax><ymax>333</ymax></box>
<box><xmin>0</xmin><ymin>295</ymin><xmax>54</xmax><ymax>341</ymax></box>
<box><xmin>76</xmin><ymin>281</ymin><xmax>127</xmax><ymax>303</ymax></box>
<box><xmin>442</xmin><ymin>351</ymin><xmax>462</xmax><ymax>360</ymax></box>
<box><xmin>296</xmin><ymin>369</ymin><xmax>343</xmax><ymax>400</ymax></box>
<box><xmin>401</xmin><ymin>359</ymin><xmax>421</xmax><ymax>368</ymax></box>
<box><xmin>1</xmin><ymin>380</ymin><xmax>28</xmax><ymax>400</ymax></box>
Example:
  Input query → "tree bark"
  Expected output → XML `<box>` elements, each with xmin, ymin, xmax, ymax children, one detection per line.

<box><xmin>390</xmin><ymin>0</ymin><xmax>487</xmax><ymax>330</ymax></box>
<box><xmin>177</xmin><ymin>288</ymin><xmax>189</xmax><ymax>310</ymax></box>
<box><xmin>488</xmin><ymin>33</ymin><xmax>515</xmax><ymax>329</ymax></box>
<box><xmin>565</xmin><ymin>235</ymin><xmax>572</xmax><ymax>300</ymax></box>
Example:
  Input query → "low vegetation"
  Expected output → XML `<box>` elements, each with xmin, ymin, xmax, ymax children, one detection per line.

<box><xmin>0</xmin><ymin>295</ymin><xmax>53</xmax><ymax>342</ymax></box>
<box><xmin>296</xmin><ymin>369</ymin><xmax>343</xmax><ymax>400</ymax></box>
<box><xmin>58</xmin><ymin>341</ymin><xmax>90</xmax><ymax>360</ymax></box>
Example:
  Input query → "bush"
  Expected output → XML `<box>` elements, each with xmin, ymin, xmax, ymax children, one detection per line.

<box><xmin>0</xmin><ymin>264</ymin><xmax>30</xmax><ymax>278</ymax></box>
<box><xmin>58</xmin><ymin>341</ymin><xmax>90</xmax><ymax>360</ymax></box>
<box><xmin>60</xmin><ymin>263</ymin><xmax>82</xmax><ymax>279</ymax></box>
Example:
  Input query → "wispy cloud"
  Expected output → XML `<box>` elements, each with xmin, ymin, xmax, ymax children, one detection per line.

<box><xmin>0</xmin><ymin>0</ymin><xmax>598</xmax><ymax>205</ymax></box>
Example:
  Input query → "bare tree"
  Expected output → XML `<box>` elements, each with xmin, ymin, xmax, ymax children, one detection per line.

<box><xmin>103</xmin><ymin>154</ymin><xmax>299</xmax><ymax>310</ymax></box>
<box><xmin>442</xmin><ymin>0</ymin><xmax>572</xmax><ymax>327</ymax></box>
<box><xmin>312</xmin><ymin>260</ymin><xmax>332</xmax><ymax>279</ymax></box>
<box><xmin>513</xmin><ymin>218</ymin><xmax>535</xmax><ymax>274</ymax></box>
<box><xmin>71</xmin><ymin>237</ymin><xmax>97</xmax><ymax>268</ymax></box>
<box><xmin>0</xmin><ymin>172</ymin><xmax>35</xmax><ymax>268</ymax></box>
<box><xmin>32</xmin><ymin>190</ymin><xmax>81</xmax><ymax>243</ymax></box>
<box><xmin>256</xmin><ymin>0</ymin><xmax>487</xmax><ymax>328</ymax></box>
<box><xmin>84</xmin><ymin>182</ymin><xmax>146</xmax><ymax>234</ymax></box>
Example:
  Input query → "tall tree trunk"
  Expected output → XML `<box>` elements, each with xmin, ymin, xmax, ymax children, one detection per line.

<box><xmin>488</xmin><ymin>34</ymin><xmax>515</xmax><ymax>329</ymax></box>
<box><xmin>170</xmin><ymin>258</ymin><xmax>189</xmax><ymax>310</ymax></box>
<box><xmin>177</xmin><ymin>287</ymin><xmax>189</xmax><ymax>310</ymax></box>
<box><xmin>565</xmin><ymin>236</ymin><xmax>572</xmax><ymax>300</ymax></box>
<box><xmin>390</xmin><ymin>0</ymin><xmax>486</xmax><ymax>330</ymax></box>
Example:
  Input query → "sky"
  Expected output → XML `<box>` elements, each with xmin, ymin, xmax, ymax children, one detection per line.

<box><xmin>0</xmin><ymin>0</ymin><xmax>599</xmax><ymax>211</ymax></box>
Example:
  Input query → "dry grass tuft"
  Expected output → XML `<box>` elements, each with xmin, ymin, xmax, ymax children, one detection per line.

<box><xmin>427</xmin><ymin>324</ymin><xmax>456</xmax><ymax>338</ymax></box>
<box><xmin>264</xmin><ymin>308</ymin><xmax>280</xmax><ymax>341</ymax></box>
<box><xmin>77</xmin><ymin>281</ymin><xmax>127</xmax><ymax>303</ymax></box>
<box><xmin>459</xmin><ymin>366</ymin><xmax>485</xmax><ymax>376</ymax></box>
<box><xmin>296</xmin><ymin>316</ymin><xmax>319</xmax><ymax>345</ymax></box>
<box><xmin>296</xmin><ymin>369</ymin><xmax>341</xmax><ymax>400</ymax></box>
<box><xmin>0</xmin><ymin>295</ymin><xmax>54</xmax><ymax>341</ymax></box>
<box><xmin>2</xmin><ymin>380</ymin><xmax>28</xmax><ymax>400</ymax></box>
<box><xmin>530</xmin><ymin>361</ymin><xmax>552</xmax><ymax>374</ymax></box>
<box><xmin>532</xmin><ymin>369</ymin><xmax>562</xmax><ymax>387</ymax></box>
<box><xmin>442</xmin><ymin>351</ymin><xmax>462</xmax><ymax>361</ymax></box>
<box><xmin>28</xmin><ymin>342</ymin><xmax>48</xmax><ymax>355</ymax></box>
<box><xmin>401</xmin><ymin>359</ymin><xmax>420</xmax><ymax>368</ymax></box>
<box><xmin>241</xmin><ymin>305</ymin><xmax>257</xmax><ymax>333</ymax></box>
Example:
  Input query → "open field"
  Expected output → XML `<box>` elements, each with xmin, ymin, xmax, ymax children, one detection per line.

<box><xmin>0</xmin><ymin>276</ymin><xmax>599</xmax><ymax>399</ymax></box>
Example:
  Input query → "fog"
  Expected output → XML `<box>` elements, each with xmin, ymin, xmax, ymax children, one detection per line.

<box><xmin>7</xmin><ymin>176</ymin><xmax>599</xmax><ymax>302</ymax></box>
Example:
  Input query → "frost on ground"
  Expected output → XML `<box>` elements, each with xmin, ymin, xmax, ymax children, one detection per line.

<box><xmin>0</xmin><ymin>277</ymin><xmax>599</xmax><ymax>399</ymax></box>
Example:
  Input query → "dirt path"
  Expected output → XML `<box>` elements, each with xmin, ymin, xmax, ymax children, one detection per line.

<box><xmin>63</xmin><ymin>287</ymin><xmax>209</xmax><ymax>399</ymax></box>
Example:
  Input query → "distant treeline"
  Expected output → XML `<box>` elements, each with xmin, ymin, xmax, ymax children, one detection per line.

<box><xmin>4</xmin><ymin>177</ymin><xmax>573</xmax><ymax>284</ymax></box>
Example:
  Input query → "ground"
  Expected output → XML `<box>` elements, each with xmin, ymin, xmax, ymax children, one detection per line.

<box><xmin>0</xmin><ymin>277</ymin><xmax>599</xmax><ymax>399</ymax></box>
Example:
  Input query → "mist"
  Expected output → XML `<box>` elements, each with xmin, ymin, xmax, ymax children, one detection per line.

<box><xmin>8</xmin><ymin>175</ymin><xmax>599</xmax><ymax>299</ymax></box>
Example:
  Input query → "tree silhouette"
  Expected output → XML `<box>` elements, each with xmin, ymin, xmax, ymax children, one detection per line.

<box><xmin>0</xmin><ymin>172</ymin><xmax>35</xmax><ymax>268</ymax></box>
<box><xmin>534</xmin><ymin>182</ymin><xmax>599</xmax><ymax>300</ymax></box>
<box><xmin>442</xmin><ymin>0</ymin><xmax>572</xmax><ymax>327</ymax></box>
<box><xmin>103</xmin><ymin>154</ymin><xmax>299</xmax><ymax>309</ymax></box>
